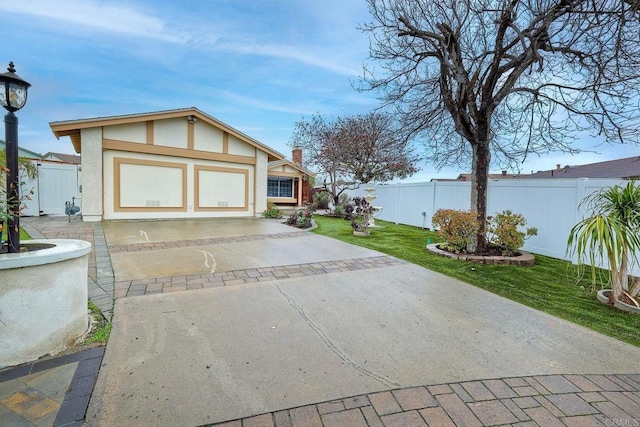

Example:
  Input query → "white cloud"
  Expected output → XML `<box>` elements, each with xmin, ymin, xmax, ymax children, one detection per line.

<box><xmin>215</xmin><ymin>40</ymin><xmax>359</xmax><ymax>76</ymax></box>
<box><xmin>3</xmin><ymin>1</ymin><xmax>366</xmax><ymax>76</ymax></box>
<box><xmin>219</xmin><ymin>90</ymin><xmax>316</xmax><ymax>116</ymax></box>
<box><xmin>0</xmin><ymin>0</ymin><xmax>185</xmax><ymax>43</ymax></box>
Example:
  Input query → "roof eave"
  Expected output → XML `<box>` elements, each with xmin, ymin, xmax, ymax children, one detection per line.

<box><xmin>49</xmin><ymin>107</ymin><xmax>285</xmax><ymax>160</ymax></box>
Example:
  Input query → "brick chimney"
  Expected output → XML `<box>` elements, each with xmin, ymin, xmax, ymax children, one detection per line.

<box><xmin>292</xmin><ymin>146</ymin><xmax>302</xmax><ymax>166</ymax></box>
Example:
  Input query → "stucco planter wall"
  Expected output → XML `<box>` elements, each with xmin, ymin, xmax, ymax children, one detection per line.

<box><xmin>426</xmin><ymin>243</ymin><xmax>536</xmax><ymax>266</ymax></box>
<box><xmin>597</xmin><ymin>289</ymin><xmax>640</xmax><ymax>314</ymax></box>
<box><xmin>0</xmin><ymin>239</ymin><xmax>92</xmax><ymax>368</ymax></box>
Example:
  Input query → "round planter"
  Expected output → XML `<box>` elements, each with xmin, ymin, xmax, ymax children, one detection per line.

<box><xmin>425</xmin><ymin>243</ymin><xmax>535</xmax><ymax>266</ymax></box>
<box><xmin>0</xmin><ymin>239</ymin><xmax>92</xmax><ymax>368</ymax></box>
<box><xmin>597</xmin><ymin>289</ymin><xmax>640</xmax><ymax>314</ymax></box>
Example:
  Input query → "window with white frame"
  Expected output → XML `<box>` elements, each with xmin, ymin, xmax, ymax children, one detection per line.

<box><xmin>267</xmin><ymin>177</ymin><xmax>293</xmax><ymax>198</ymax></box>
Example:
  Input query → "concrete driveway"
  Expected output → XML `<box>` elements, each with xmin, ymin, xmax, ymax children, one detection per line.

<box><xmin>86</xmin><ymin>218</ymin><xmax>640</xmax><ymax>426</ymax></box>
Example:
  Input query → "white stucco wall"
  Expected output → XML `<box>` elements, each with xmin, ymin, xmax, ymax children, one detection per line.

<box><xmin>76</xmin><ymin>114</ymin><xmax>273</xmax><ymax>220</ymax></box>
<box><xmin>155</xmin><ymin>118</ymin><xmax>188</xmax><ymax>148</ymax></box>
<box><xmin>103</xmin><ymin>150</ymin><xmax>255</xmax><ymax>220</ymax></box>
<box><xmin>255</xmin><ymin>150</ymin><xmax>268</xmax><ymax>214</ymax></box>
<box><xmin>228</xmin><ymin>135</ymin><xmax>256</xmax><ymax>156</ymax></box>
<box><xmin>193</xmin><ymin>122</ymin><xmax>224</xmax><ymax>152</ymax></box>
<box><xmin>103</xmin><ymin>122</ymin><xmax>147</xmax><ymax>143</ymax></box>
<box><xmin>80</xmin><ymin>127</ymin><xmax>103</xmax><ymax>222</ymax></box>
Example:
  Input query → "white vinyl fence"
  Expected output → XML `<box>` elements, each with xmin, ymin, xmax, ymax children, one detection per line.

<box><xmin>346</xmin><ymin>178</ymin><xmax>638</xmax><ymax>274</ymax></box>
<box><xmin>21</xmin><ymin>160</ymin><xmax>82</xmax><ymax>217</ymax></box>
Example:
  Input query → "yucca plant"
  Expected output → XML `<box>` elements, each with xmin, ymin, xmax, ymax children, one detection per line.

<box><xmin>567</xmin><ymin>181</ymin><xmax>640</xmax><ymax>305</ymax></box>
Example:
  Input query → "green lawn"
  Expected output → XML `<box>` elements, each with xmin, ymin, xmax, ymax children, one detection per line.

<box><xmin>312</xmin><ymin>215</ymin><xmax>640</xmax><ymax>347</ymax></box>
<box><xmin>1</xmin><ymin>226</ymin><xmax>31</xmax><ymax>241</ymax></box>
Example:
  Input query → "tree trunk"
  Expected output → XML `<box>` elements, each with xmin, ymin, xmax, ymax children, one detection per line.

<box><xmin>611</xmin><ymin>268</ymin><xmax>623</xmax><ymax>303</ymax></box>
<box><xmin>470</xmin><ymin>143</ymin><xmax>490</xmax><ymax>254</ymax></box>
<box><xmin>610</xmin><ymin>248</ymin><xmax>628</xmax><ymax>303</ymax></box>
<box><xmin>629</xmin><ymin>276</ymin><xmax>640</xmax><ymax>298</ymax></box>
<box><xmin>620</xmin><ymin>245</ymin><xmax>629</xmax><ymax>292</ymax></box>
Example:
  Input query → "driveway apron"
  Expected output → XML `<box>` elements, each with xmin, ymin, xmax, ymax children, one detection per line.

<box><xmin>86</xmin><ymin>218</ymin><xmax>640</xmax><ymax>426</ymax></box>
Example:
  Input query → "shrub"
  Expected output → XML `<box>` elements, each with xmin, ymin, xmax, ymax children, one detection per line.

<box><xmin>312</xmin><ymin>191</ymin><xmax>329</xmax><ymax>210</ymax></box>
<box><xmin>486</xmin><ymin>210</ymin><xmax>538</xmax><ymax>256</ymax></box>
<box><xmin>262</xmin><ymin>202</ymin><xmax>282</xmax><ymax>218</ymax></box>
<box><xmin>334</xmin><ymin>193</ymin><xmax>351</xmax><ymax>215</ymax></box>
<box><xmin>432</xmin><ymin>209</ymin><xmax>479</xmax><ymax>253</ymax></box>
<box><xmin>285</xmin><ymin>204</ymin><xmax>315</xmax><ymax>229</ymax></box>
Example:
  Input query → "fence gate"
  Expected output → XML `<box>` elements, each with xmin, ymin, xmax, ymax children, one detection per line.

<box><xmin>21</xmin><ymin>160</ymin><xmax>81</xmax><ymax>216</ymax></box>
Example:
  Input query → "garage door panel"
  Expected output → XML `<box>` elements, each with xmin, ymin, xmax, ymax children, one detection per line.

<box><xmin>114</xmin><ymin>157</ymin><xmax>187</xmax><ymax>211</ymax></box>
<box><xmin>196</xmin><ymin>166</ymin><xmax>248</xmax><ymax>211</ymax></box>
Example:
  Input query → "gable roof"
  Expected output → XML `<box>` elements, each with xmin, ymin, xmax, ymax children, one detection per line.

<box><xmin>268</xmin><ymin>159</ymin><xmax>314</xmax><ymax>177</ymax></box>
<box><xmin>0</xmin><ymin>140</ymin><xmax>42</xmax><ymax>159</ymax></box>
<box><xmin>49</xmin><ymin>107</ymin><xmax>285</xmax><ymax>161</ymax></box>
<box><xmin>43</xmin><ymin>152</ymin><xmax>81</xmax><ymax>164</ymax></box>
<box><xmin>524</xmin><ymin>156</ymin><xmax>640</xmax><ymax>179</ymax></box>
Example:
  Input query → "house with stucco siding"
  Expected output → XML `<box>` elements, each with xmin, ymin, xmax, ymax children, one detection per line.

<box><xmin>50</xmin><ymin>108</ymin><xmax>311</xmax><ymax>222</ymax></box>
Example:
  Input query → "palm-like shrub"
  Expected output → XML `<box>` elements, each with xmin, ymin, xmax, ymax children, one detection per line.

<box><xmin>567</xmin><ymin>181</ymin><xmax>640</xmax><ymax>305</ymax></box>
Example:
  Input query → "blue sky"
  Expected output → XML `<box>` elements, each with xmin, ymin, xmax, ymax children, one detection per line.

<box><xmin>0</xmin><ymin>0</ymin><xmax>637</xmax><ymax>181</ymax></box>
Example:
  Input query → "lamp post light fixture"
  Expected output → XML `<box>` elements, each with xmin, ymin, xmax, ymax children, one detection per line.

<box><xmin>0</xmin><ymin>62</ymin><xmax>31</xmax><ymax>253</ymax></box>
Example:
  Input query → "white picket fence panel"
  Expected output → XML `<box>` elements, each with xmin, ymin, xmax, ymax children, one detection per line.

<box><xmin>346</xmin><ymin>178</ymin><xmax>639</xmax><ymax>275</ymax></box>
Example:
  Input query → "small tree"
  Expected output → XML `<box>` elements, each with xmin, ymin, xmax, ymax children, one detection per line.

<box><xmin>361</xmin><ymin>0</ymin><xmax>640</xmax><ymax>253</ymax></box>
<box><xmin>290</xmin><ymin>112</ymin><xmax>419</xmax><ymax>207</ymax></box>
<box><xmin>1</xmin><ymin>153</ymin><xmax>37</xmax><ymax>250</ymax></box>
<box><xmin>567</xmin><ymin>181</ymin><xmax>640</xmax><ymax>305</ymax></box>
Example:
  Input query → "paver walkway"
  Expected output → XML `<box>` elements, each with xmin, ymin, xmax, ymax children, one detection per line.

<box><xmin>210</xmin><ymin>373</ymin><xmax>640</xmax><ymax>427</ymax></box>
<box><xmin>4</xmin><ymin>215</ymin><xmax>640</xmax><ymax>426</ymax></box>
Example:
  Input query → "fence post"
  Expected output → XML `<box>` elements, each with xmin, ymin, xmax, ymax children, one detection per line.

<box><xmin>394</xmin><ymin>183</ymin><xmax>400</xmax><ymax>224</ymax></box>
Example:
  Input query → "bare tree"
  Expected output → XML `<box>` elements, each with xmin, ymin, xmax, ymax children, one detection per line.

<box><xmin>290</xmin><ymin>112</ymin><xmax>419</xmax><ymax>206</ymax></box>
<box><xmin>361</xmin><ymin>0</ymin><xmax>640</xmax><ymax>253</ymax></box>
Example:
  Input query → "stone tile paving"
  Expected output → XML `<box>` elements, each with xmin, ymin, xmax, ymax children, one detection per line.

<box><xmin>207</xmin><ymin>374</ymin><xmax>640</xmax><ymax>427</ymax></box>
<box><xmin>0</xmin><ymin>347</ymin><xmax>105</xmax><ymax>427</ymax></box>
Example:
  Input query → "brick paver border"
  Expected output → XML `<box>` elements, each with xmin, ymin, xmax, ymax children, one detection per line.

<box><xmin>115</xmin><ymin>256</ymin><xmax>404</xmax><ymax>298</ymax></box>
<box><xmin>206</xmin><ymin>374</ymin><xmax>640</xmax><ymax>427</ymax></box>
<box><xmin>107</xmin><ymin>231</ymin><xmax>310</xmax><ymax>253</ymax></box>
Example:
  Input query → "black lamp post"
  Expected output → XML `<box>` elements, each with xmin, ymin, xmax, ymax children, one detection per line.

<box><xmin>0</xmin><ymin>62</ymin><xmax>31</xmax><ymax>253</ymax></box>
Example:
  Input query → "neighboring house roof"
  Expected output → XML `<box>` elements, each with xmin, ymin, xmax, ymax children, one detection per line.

<box><xmin>453</xmin><ymin>172</ymin><xmax>528</xmax><ymax>181</ymax></box>
<box><xmin>0</xmin><ymin>140</ymin><xmax>42</xmax><ymax>159</ymax></box>
<box><xmin>268</xmin><ymin>159</ymin><xmax>314</xmax><ymax>177</ymax></box>
<box><xmin>524</xmin><ymin>156</ymin><xmax>640</xmax><ymax>179</ymax></box>
<box><xmin>49</xmin><ymin>107</ymin><xmax>285</xmax><ymax>162</ymax></box>
<box><xmin>43</xmin><ymin>152</ymin><xmax>81</xmax><ymax>164</ymax></box>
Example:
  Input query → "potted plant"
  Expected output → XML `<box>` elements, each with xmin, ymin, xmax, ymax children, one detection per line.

<box><xmin>567</xmin><ymin>181</ymin><xmax>640</xmax><ymax>312</ymax></box>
